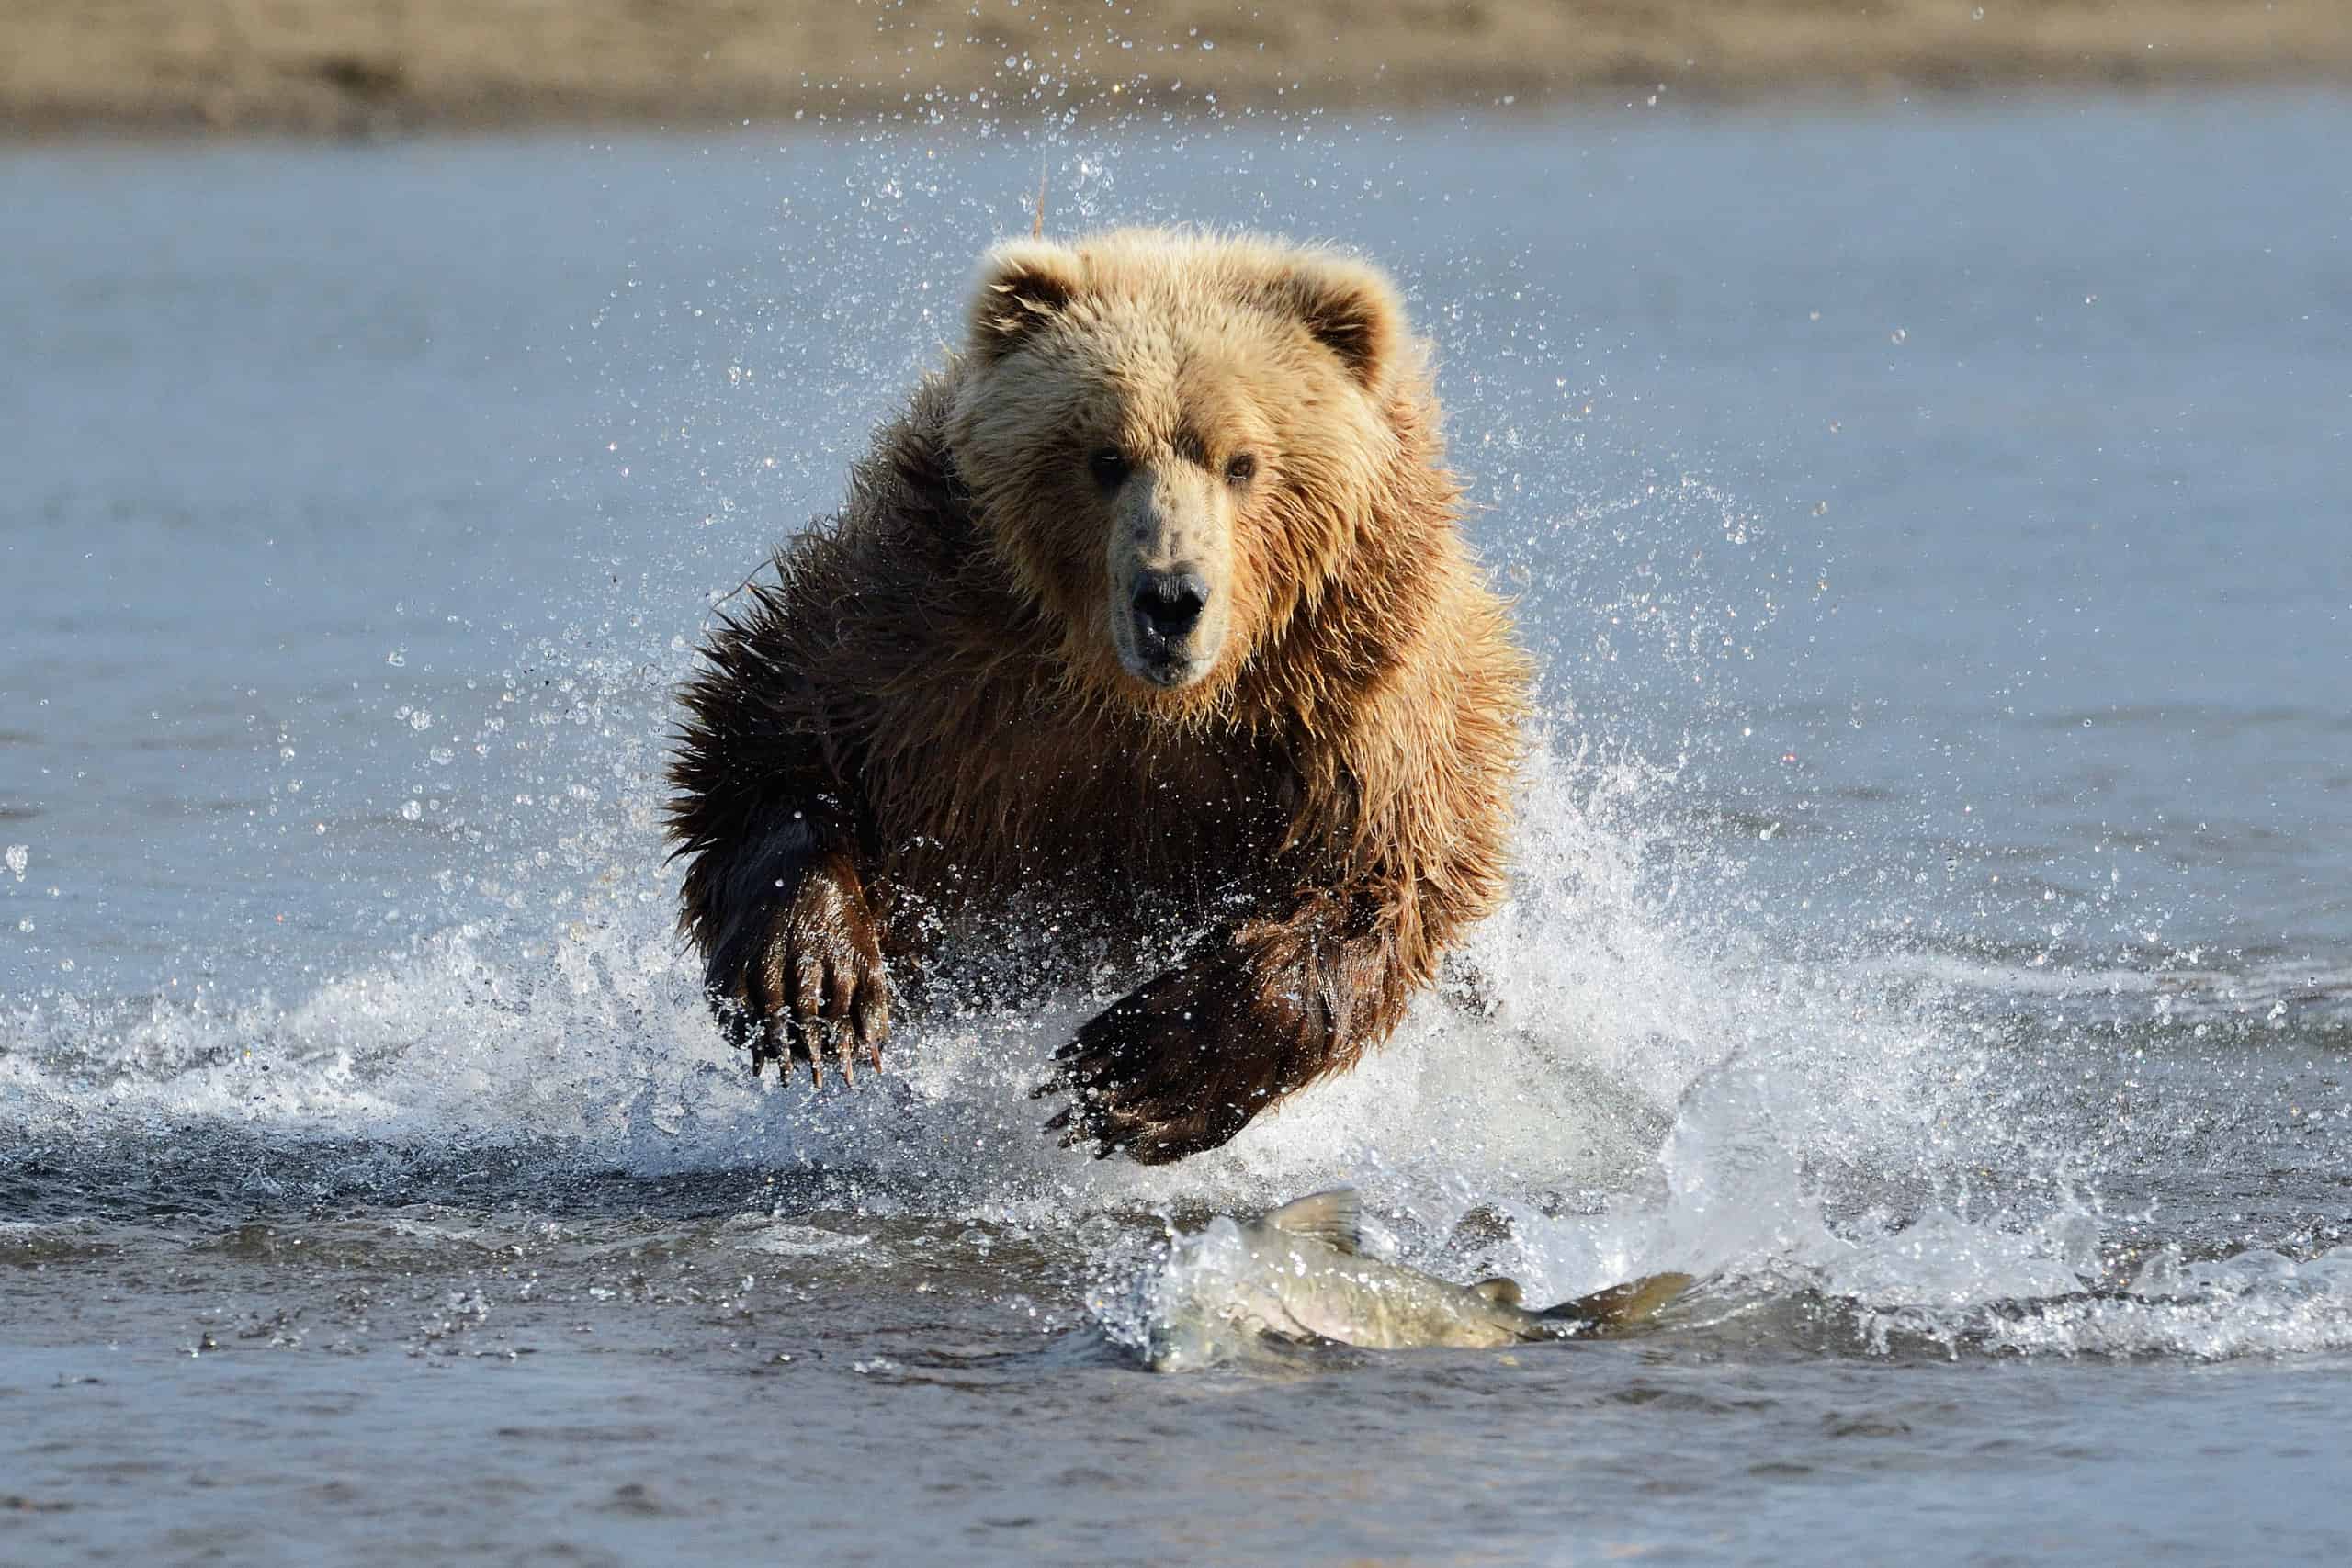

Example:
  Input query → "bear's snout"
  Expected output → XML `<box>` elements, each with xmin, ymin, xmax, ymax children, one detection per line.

<box><xmin>1124</xmin><ymin>565</ymin><xmax>1216</xmax><ymax>687</ymax></box>
<box><xmin>1107</xmin><ymin>468</ymin><xmax>1232</xmax><ymax>694</ymax></box>
<box><xmin>1132</xmin><ymin>570</ymin><xmax>1210</xmax><ymax>646</ymax></box>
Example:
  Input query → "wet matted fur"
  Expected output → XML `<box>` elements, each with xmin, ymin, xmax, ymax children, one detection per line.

<box><xmin>670</xmin><ymin>228</ymin><xmax>1529</xmax><ymax>1162</ymax></box>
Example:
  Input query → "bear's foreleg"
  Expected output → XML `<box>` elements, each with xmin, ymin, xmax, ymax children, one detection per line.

<box><xmin>1036</xmin><ymin>890</ymin><xmax>1420</xmax><ymax>1163</ymax></box>
<box><xmin>671</xmin><ymin>560</ymin><xmax>899</xmax><ymax>1085</ymax></box>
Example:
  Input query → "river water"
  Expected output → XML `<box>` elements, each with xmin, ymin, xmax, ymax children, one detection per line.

<box><xmin>3</xmin><ymin>96</ymin><xmax>2348</xmax><ymax>1562</ymax></box>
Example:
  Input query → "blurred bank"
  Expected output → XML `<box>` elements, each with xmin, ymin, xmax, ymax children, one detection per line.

<box><xmin>6</xmin><ymin>0</ymin><xmax>2350</xmax><ymax>137</ymax></box>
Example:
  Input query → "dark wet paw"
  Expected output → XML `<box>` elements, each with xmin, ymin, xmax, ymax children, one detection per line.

<box><xmin>714</xmin><ymin>852</ymin><xmax>889</xmax><ymax>1088</ymax></box>
<box><xmin>1031</xmin><ymin>968</ymin><xmax>1255</xmax><ymax>1164</ymax></box>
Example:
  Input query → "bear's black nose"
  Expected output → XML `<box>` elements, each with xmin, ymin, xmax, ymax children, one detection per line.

<box><xmin>1132</xmin><ymin>570</ymin><xmax>1210</xmax><ymax>645</ymax></box>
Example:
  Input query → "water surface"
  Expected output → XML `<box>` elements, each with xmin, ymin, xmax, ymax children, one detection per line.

<box><xmin>3</xmin><ymin>96</ymin><xmax>2349</xmax><ymax>1563</ymax></box>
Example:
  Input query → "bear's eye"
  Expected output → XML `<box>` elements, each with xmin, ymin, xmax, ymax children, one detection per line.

<box><xmin>1224</xmin><ymin>453</ymin><xmax>1259</xmax><ymax>485</ymax></box>
<box><xmin>1088</xmin><ymin>448</ymin><xmax>1131</xmax><ymax>490</ymax></box>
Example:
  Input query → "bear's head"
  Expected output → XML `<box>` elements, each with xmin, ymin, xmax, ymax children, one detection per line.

<box><xmin>946</xmin><ymin>228</ymin><xmax>1419</xmax><ymax>716</ymax></box>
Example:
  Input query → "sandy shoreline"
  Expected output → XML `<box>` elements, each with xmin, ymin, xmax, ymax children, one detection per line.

<box><xmin>6</xmin><ymin>0</ymin><xmax>2350</xmax><ymax>138</ymax></box>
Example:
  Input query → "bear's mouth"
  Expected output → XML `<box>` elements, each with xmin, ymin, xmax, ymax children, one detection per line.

<box><xmin>1114</xmin><ymin>629</ymin><xmax>1216</xmax><ymax>693</ymax></box>
<box><xmin>1134</xmin><ymin>649</ymin><xmax>1207</xmax><ymax>689</ymax></box>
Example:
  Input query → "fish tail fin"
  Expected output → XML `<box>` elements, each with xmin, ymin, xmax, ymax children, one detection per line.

<box><xmin>1539</xmin><ymin>1271</ymin><xmax>1693</xmax><ymax>1331</ymax></box>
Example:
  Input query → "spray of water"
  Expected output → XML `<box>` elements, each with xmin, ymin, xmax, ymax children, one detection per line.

<box><xmin>4</xmin><ymin>110</ymin><xmax>2345</xmax><ymax>1365</ymax></box>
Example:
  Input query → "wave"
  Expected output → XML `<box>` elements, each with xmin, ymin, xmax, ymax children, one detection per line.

<box><xmin>5</xmin><ymin>693</ymin><xmax>2346</xmax><ymax>1362</ymax></box>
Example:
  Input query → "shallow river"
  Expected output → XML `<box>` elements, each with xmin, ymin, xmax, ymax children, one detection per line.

<box><xmin>3</xmin><ymin>95</ymin><xmax>2349</xmax><ymax>1562</ymax></box>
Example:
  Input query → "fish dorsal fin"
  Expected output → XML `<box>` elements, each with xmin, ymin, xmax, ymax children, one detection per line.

<box><xmin>1473</xmin><ymin>1277</ymin><xmax>1524</xmax><ymax>1307</ymax></box>
<box><xmin>1261</xmin><ymin>1189</ymin><xmax>1362</xmax><ymax>1255</ymax></box>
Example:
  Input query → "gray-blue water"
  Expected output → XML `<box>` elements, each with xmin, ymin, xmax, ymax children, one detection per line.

<box><xmin>3</xmin><ymin>96</ymin><xmax>2349</xmax><ymax>1563</ymax></box>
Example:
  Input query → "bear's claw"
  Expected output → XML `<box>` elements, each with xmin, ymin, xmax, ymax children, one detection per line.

<box><xmin>1034</xmin><ymin>962</ymin><xmax>1265</xmax><ymax>1164</ymax></box>
<box><xmin>724</xmin><ymin>851</ymin><xmax>889</xmax><ymax>1087</ymax></box>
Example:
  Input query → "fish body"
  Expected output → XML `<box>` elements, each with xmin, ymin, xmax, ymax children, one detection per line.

<box><xmin>1142</xmin><ymin>1189</ymin><xmax>1689</xmax><ymax>1369</ymax></box>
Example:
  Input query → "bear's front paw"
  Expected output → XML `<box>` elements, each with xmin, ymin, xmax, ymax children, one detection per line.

<box><xmin>718</xmin><ymin>851</ymin><xmax>889</xmax><ymax>1086</ymax></box>
<box><xmin>1033</xmin><ymin>963</ymin><xmax>1276</xmax><ymax>1164</ymax></box>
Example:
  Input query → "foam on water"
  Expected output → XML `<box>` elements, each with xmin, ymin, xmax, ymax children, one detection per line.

<box><xmin>6</xmin><ymin>680</ymin><xmax>2347</xmax><ymax>1362</ymax></box>
<box><xmin>0</xmin><ymin>728</ymin><xmax>1905</xmax><ymax>1204</ymax></box>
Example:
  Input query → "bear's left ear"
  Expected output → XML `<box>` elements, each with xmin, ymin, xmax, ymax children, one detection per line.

<box><xmin>1262</xmin><ymin>254</ymin><xmax>1405</xmax><ymax>393</ymax></box>
<box><xmin>968</xmin><ymin>239</ymin><xmax>1085</xmax><ymax>363</ymax></box>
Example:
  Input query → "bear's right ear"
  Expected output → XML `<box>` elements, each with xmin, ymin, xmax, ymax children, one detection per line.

<box><xmin>968</xmin><ymin>240</ymin><xmax>1084</xmax><ymax>363</ymax></box>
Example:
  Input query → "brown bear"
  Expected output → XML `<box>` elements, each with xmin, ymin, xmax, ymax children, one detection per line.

<box><xmin>669</xmin><ymin>227</ymin><xmax>1529</xmax><ymax>1163</ymax></box>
